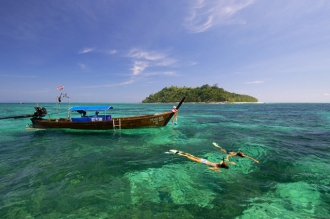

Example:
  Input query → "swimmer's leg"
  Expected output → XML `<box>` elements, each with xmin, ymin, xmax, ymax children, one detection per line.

<box><xmin>245</xmin><ymin>155</ymin><xmax>259</xmax><ymax>163</ymax></box>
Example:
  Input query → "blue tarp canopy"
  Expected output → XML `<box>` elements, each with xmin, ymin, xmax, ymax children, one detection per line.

<box><xmin>69</xmin><ymin>106</ymin><xmax>113</xmax><ymax>111</ymax></box>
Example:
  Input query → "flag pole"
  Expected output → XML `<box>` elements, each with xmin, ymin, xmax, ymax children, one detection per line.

<box><xmin>55</xmin><ymin>86</ymin><xmax>64</xmax><ymax>121</ymax></box>
<box><xmin>56</xmin><ymin>95</ymin><xmax>58</xmax><ymax>121</ymax></box>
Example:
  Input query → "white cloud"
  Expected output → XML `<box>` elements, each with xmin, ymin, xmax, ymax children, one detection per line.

<box><xmin>108</xmin><ymin>50</ymin><xmax>117</xmax><ymax>54</ymax></box>
<box><xmin>119</xmin><ymin>80</ymin><xmax>134</xmax><ymax>85</ymax></box>
<box><xmin>79</xmin><ymin>47</ymin><xmax>96</xmax><ymax>54</ymax></box>
<box><xmin>155</xmin><ymin>59</ymin><xmax>177</xmax><ymax>66</ymax></box>
<box><xmin>131</xmin><ymin>61</ymin><xmax>149</xmax><ymax>75</ymax></box>
<box><xmin>78</xmin><ymin>63</ymin><xmax>86</xmax><ymax>69</ymax></box>
<box><xmin>188</xmin><ymin>61</ymin><xmax>198</xmax><ymax>66</ymax></box>
<box><xmin>245</xmin><ymin>80</ymin><xmax>264</xmax><ymax>84</ymax></box>
<box><xmin>144</xmin><ymin>71</ymin><xmax>178</xmax><ymax>76</ymax></box>
<box><xmin>185</xmin><ymin>0</ymin><xmax>255</xmax><ymax>33</ymax></box>
<box><xmin>127</xmin><ymin>48</ymin><xmax>177</xmax><ymax>75</ymax></box>
<box><xmin>80</xmin><ymin>80</ymin><xmax>135</xmax><ymax>89</ymax></box>
<box><xmin>325</xmin><ymin>93</ymin><xmax>330</xmax><ymax>96</ymax></box>
<box><xmin>128</xmin><ymin>48</ymin><xmax>166</xmax><ymax>61</ymax></box>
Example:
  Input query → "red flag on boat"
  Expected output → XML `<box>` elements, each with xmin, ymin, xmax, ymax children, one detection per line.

<box><xmin>56</xmin><ymin>86</ymin><xmax>64</xmax><ymax>90</ymax></box>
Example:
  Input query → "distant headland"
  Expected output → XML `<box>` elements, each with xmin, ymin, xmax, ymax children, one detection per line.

<box><xmin>142</xmin><ymin>84</ymin><xmax>258</xmax><ymax>103</ymax></box>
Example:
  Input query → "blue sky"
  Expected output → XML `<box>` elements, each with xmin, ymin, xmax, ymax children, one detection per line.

<box><xmin>1</xmin><ymin>0</ymin><xmax>330</xmax><ymax>103</ymax></box>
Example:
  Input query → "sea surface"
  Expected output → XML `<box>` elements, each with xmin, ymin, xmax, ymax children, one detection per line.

<box><xmin>0</xmin><ymin>102</ymin><xmax>329</xmax><ymax>219</ymax></box>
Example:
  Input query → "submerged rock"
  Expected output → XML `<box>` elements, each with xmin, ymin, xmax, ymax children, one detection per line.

<box><xmin>125</xmin><ymin>164</ymin><xmax>216</xmax><ymax>207</ymax></box>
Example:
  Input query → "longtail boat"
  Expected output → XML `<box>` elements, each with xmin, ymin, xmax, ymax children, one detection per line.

<box><xmin>1</xmin><ymin>97</ymin><xmax>185</xmax><ymax>130</ymax></box>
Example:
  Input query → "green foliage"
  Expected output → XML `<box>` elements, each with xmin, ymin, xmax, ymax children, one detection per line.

<box><xmin>142</xmin><ymin>84</ymin><xmax>258</xmax><ymax>103</ymax></box>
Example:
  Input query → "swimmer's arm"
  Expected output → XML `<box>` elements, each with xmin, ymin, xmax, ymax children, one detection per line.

<box><xmin>245</xmin><ymin>156</ymin><xmax>259</xmax><ymax>163</ymax></box>
<box><xmin>209</xmin><ymin>167</ymin><xmax>221</xmax><ymax>172</ymax></box>
<box><xmin>225</xmin><ymin>155</ymin><xmax>232</xmax><ymax>161</ymax></box>
<box><xmin>220</xmin><ymin>148</ymin><xmax>227</xmax><ymax>154</ymax></box>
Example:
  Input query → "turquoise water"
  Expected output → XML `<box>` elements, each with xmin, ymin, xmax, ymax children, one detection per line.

<box><xmin>0</xmin><ymin>103</ymin><xmax>329</xmax><ymax>219</ymax></box>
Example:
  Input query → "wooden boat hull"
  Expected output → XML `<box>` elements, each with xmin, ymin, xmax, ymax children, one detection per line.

<box><xmin>30</xmin><ymin>111</ymin><xmax>174</xmax><ymax>130</ymax></box>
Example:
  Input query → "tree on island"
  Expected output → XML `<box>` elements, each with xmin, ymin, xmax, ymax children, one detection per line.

<box><xmin>142</xmin><ymin>84</ymin><xmax>258</xmax><ymax>103</ymax></box>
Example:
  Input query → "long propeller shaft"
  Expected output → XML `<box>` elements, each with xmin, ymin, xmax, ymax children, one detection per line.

<box><xmin>0</xmin><ymin>114</ymin><xmax>34</xmax><ymax>120</ymax></box>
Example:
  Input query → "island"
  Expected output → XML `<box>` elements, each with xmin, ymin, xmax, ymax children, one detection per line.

<box><xmin>142</xmin><ymin>84</ymin><xmax>258</xmax><ymax>103</ymax></box>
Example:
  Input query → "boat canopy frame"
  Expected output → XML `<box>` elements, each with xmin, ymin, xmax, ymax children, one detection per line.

<box><xmin>68</xmin><ymin>106</ymin><xmax>113</xmax><ymax>119</ymax></box>
<box><xmin>69</xmin><ymin>106</ymin><xmax>113</xmax><ymax>111</ymax></box>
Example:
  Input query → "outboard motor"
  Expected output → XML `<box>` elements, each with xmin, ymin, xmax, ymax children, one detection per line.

<box><xmin>33</xmin><ymin>107</ymin><xmax>47</xmax><ymax>118</ymax></box>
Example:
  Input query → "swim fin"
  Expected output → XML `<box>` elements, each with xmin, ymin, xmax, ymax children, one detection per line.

<box><xmin>165</xmin><ymin>150</ymin><xmax>177</xmax><ymax>154</ymax></box>
<box><xmin>212</xmin><ymin>142</ymin><xmax>221</xmax><ymax>148</ymax></box>
<box><xmin>168</xmin><ymin>149</ymin><xmax>183</xmax><ymax>154</ymax></box>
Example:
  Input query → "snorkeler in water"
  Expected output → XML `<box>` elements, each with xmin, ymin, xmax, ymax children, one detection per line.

<box><xmin>212</xmin><ymin>142</ymin><xmax>259</xmax><ymax>164</ymax></box>
<box><xmin>166</xmin><ymin>150</ymin><xmax>231</xmax><ymax>172</ymax></box>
